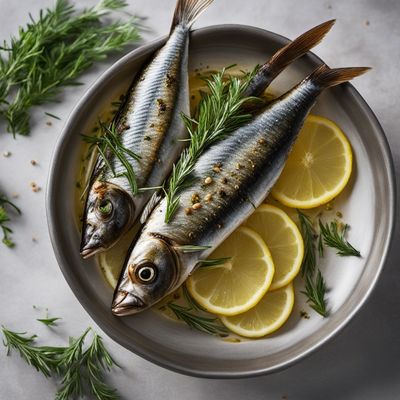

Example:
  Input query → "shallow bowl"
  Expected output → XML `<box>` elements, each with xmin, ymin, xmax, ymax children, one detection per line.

<box><xmin>47</xmin><ymin>25</ymin><xmax>395</xmax><ymax>378</ymax></box>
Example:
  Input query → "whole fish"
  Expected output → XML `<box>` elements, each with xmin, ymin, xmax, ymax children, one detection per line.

<box><xmin>112</xmin><ymin>63</ymin><xmax>369</xmax><ymax>315</ymax></box>
<box><xmin>80</xmin><ymin>0</ymin><xmax>213</xmax><ymax>258</ymax></box>
<box><xmin>80</xmin><ymin>17</ymin><xmax>334</xmax><ymax>258</ymax></box>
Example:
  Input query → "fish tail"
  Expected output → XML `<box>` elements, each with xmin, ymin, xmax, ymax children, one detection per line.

<box><xmin>309</xmin><ymin>64</ymin><xmax>371</xmax><ymax>89</ymax></box>
<box><xmin>170</xmin><ymin>0</ymin><xmax>213</xmax><ymax>32</ymax></box>
<box><xmin>266</xmin><ymin>19</ymin><xmax>335</xmax><ymax>76</ymax></box>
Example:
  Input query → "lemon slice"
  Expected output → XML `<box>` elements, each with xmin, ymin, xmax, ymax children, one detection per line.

<box><xmin>244</xmin><ymin>204</ymin><xmax>303</xmax><ymax>290</ymax></box>
<box><xmin>272</xmin><ymin>115</ymin><xmax>353</xmax><ymax>209</ymax></box>
<box><xmin>221</xmin><ymin>283</ymin><xmax>294</xmax><ymax>338</ymax></box>
<box><xmin>186</xmin><ymin>227</ymin><xmax>275</xmax><ymax>316</ymax></box>
<box><xmin>97</xmin><ymin>227</ymin><xmax>138</xmax><ymax>289</ymax></box>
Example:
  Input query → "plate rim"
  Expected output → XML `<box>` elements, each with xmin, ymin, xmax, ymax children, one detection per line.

<box><xmin>46</xmin><ymin>23</ymin><xmax>397</xmax><ymax>378</ymax></box>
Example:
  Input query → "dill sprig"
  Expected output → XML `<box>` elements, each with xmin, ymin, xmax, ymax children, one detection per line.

<box><xmin>0</xmin><ymin>0</ymin><xmax>141</xmax><ymax>136</ymax></box>
<box><xmin>83</xmin><ymin>121</ymin><xmax>140</xmax><ymax>194</ymax></box>
<box><xmin>319</xmin><ymin>220</ymin><xmax>361</xmax><ymax>257</ymax></box>
<box><xmin>164</xmin><ymin>67</ymin><xmax>259</xmax><ymax>223</ymax></box>
<box><xmin>301</xmin><ymin>271</ymin><xmax>329</xmax><ymax>317</ymax></box>
<box><xmin>297</xmin><ymin>210</ymin><xmax>317</xmax><ymax>277</ymax></box>
<box><xmin>167</xmin><ymin>303</ymin><xmax>228</xmax><ymax>336</ymax></box>
<box><xmin>0</xmin><ymin>194</ymin><xmax>21</xmax><ymax>247</ymax></box>
<box><xmin>2</xmin><ymin>326</ymin><xmax>120</xmax><ymax>400</ymax></box>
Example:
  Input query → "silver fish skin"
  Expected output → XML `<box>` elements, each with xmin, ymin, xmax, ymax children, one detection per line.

<box><xmin>80</xmin><ymin>0</ymin><xmax>213</xmax><ymax>258</ymax></box>
<box><xmin>112</xmin><ymin>64</ymin><xmax>369</xmax><ymax>316</ymax></box>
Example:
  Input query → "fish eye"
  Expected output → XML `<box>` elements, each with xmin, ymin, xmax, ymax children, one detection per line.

<box><xmin>136</xmin><ymin>263</ymin><xmax>157</xmax><ymax>283</ymax></box>
<box><xmin>97</xmin><ymin>199</ymin><xmax>113</xmax><ymax>218</ymax></box>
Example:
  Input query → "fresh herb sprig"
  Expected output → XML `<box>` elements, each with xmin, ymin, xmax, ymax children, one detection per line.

<box><xmin>319</xmin><ymin>220</ymin><xmax>361</xmax><ymax>257</ymax></box>
<box><xmin>2</xmin><ymin>326</ymin><xmax>119</xmax><ymax>400</ymax></box>
<box><xmin>37</xmin><ymin>317</ymin><xmax>62</xmax><ymax>327</ymax></box>
<box><xmin>167</xmin><ymin>302</ymin><xmax>228</xmax><ymax>336</ymax></box>
<box><xmin>301</xmin><ymin>271</ymin><xmax>329</xmax><ymax>317</ymax></box>
<box><xmin>0</xmin><ymin>0</ymin><xmax>141</xmax><ymax>136</ymax></box>
<box><xmin>297</xmin><ymin>210</ymin><xmax>328</xmax><ymax>317</ymax></box>
<box><xmin>0</xmin><ymin>194</ymin><xmax>21</xmax><ymax>247</ymax></box>
<box><xmin>83</xmin><ymin>121</ymin><xmax>140</xmax><ymax>194</ymax></box>
<box><xmin>164</xmin><ymin>67</ymin><xmax>259</xmax><ymax>223</ymax></box>
<box><xmin>198</xmin><ymin>257</ymin><xmax>231</xmax><ymax>268</ymax></box>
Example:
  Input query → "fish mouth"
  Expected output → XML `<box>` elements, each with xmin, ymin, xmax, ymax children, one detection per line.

<box><xmin>111</xmin><ymin>290</ymin><xmax>146</xmax><ymax>316</ymax></box>
<box><xmin>80</xmin><ymin>244</ymin><xmax>104</xmax><ymax>259</ymax></box>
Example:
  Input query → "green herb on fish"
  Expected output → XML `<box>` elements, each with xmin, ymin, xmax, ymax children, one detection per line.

<box><xmin>44</xmin><ymin>112</ymin><xmax>61</xmax><ymax>121</ymax></box>
<box><xmin>0</xmin><ymin>0</ymin><xmax>141</xmax><ymax>136</ymax></box>
<box><xmin>301</xmin><ymin>270</ymin><xmax>329</xmax><ymax>317</ymax></box>
<box><xmin>2</xmin><ymin>325</ymin><xmax>120</xmax><ymax>400</ymax></box>
<box><xmin>167</xmin><ymin>303</ymin><xmax>228</xmax><ymax>336</ymax></box>
<box><xmin>164</xmin><ymin>67</ymin><xmax>259</xmax><ymax>223</ymax></box>
<box><xmin>319</xmin><ymin>220</ymin><xmax>361</xmax><ymax>257</ymax></box>
<box><xmin>182</xmin><ymin>284</ymin><xmax>205</xmax><ymax>312</ymax></box>
<box><xmin>83</xmin><ymin>121</ymin><xmax>141</xmax><ymax>194</ymax></box>
<box><xmin>176</xmin><ymin>244</ymin><xmax>211</xmax><ymax>253</ymax></box>
<box><xmin>0</xmin><ymin>195</ymin><xmax>21</xmax><ymax>247</ymax></box>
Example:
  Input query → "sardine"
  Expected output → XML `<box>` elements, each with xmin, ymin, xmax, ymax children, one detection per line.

<box><xmin>80</xmin><ymin>17</ymin><xmax>334</xmax><ymax>258</ymax></box>
<box><xmin>112</xmin><ymin>63</ymin><xmax>369</xmax><ymax>315</ymax></box>
<box><xmin>80</xmin><ymin>0</ymin><xmax>213</xmax><ymax>258</ymax></box>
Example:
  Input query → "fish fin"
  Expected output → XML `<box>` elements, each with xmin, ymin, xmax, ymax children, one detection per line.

<box><xmin>244</xmin><ymin>20</ymin><xmax>335</xmax><ymax>97</ymax></box>
<box><xmin>140</xmin><ymin>191</ymin><xmax>162</xmax><ymax>224</ymax></box>
<box><xmin>265</xmin><ymin>20</ymin><xmax>335</xmax><ymax>76</ymax></box>
<box><xmin>309</xmin><ymin>64</ymin><xmax>371</xmax><ymax>89</ymax></box>
<box><xmin>170</xmin><ymin>0</ymin><xmax>213</xmax><ymax>32</ymax></box>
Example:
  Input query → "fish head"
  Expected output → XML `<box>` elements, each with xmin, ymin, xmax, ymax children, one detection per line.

<box><xmin>80</xmin><ymin>181</ymin><xmax>134</xmax><ymax>258</ymax></box>
<box><xmin>112</xmin><ymin>235</ymin><xmax>179</xmax><ymax>316</ymax></box>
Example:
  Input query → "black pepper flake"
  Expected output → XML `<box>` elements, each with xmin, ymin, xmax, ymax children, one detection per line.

<box><xmin>157</xmin><ymin>98</ymin><xmax>167</xmax><ymax>112</ymax></box>
<box><xmin>166</xmin><ymin>74</ymin><xmax>176</xmax><ymax>87</ymax></box>
<box><xmin>191</xmin><ymin>193</ymin><xmax>200</xmax><ymax>204</ymax></box>
<box><xmin>219</xmin><ymin>190</ymin><xmax>227</xmax><ymax>198</ymax></box>
<box><xmin>144</xmin><ymin>136</ymin><xmax>152</xmax><ymax>141</ymax></box>
<box><xmin>222</xmin><ymin>177</ymin><xmax>228</xmax><ymax>184</ymax></box>
<box><xmin>300</xmin><ymin>310</ymin><xmax>310</xmax><ymax>320</ymax></box>
<box><xmin>150</xmin><ymin>123</ymin><xmax>155</xmax><ymax>128</ymax></box>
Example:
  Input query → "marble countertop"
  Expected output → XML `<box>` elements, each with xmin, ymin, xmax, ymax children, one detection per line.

<box><xmin>1</xmin><ymin>0</ymin><xmax>399</xmax><ymax>399</ymax></box>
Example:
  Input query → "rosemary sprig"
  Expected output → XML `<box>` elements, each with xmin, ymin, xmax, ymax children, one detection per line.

<box><xmin>164</xmin><ymin>67</ymin><xmax>259</xmax><ymax>223</ymax></box>
<box><xmin>301</xmin><ymin>271</ymin><xmax>329</xmax><ymax>317</ymax></box>
<box><xmin>83</xmin><ymin>121</ymin><xmax>140</xmax><ymax>194</ymax></box>
<box><xmin>0</xmin><ymin>194</ymin><xmax>21</xmax><ymax>247</ymax></box>
<box><xmin>167</xmin><ymin>303</ymin><xmax>228</xmax><ymax>336</ymax></box>
<box><xmin>176</xmin><ymin>244</ymin><xmax>211</xmax><ymax>253</ymax></box>
<box><xmin>0</xmin><ymin>0</ymin><xmax>141</xmax><ymax>136</ymax></box>
<box><xmin>297</xmin><ymin>210</ymin><xmax>317</xmax><ymax>277</ymax></box>
<box><xmin>2</xmin><ymin>326</ymin><xmax>120</xmax><ymax>400</ymax></box>
<box><xmin>319</xmin><ymin>220</ymin><xmax>361</xmax><ymax>257</ymax></box>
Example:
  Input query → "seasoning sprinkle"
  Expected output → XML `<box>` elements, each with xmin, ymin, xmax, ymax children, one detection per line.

<box><xmin>185</xmin><ymin>207</ymin><xmax>192</xmax><ymax>215</ymax></box>
<box><xmin>204</xmin><ymin>193</ymin><xmax>213</xmax><ymax>202</ymax></box>
<box><xmin>30</xmin><ymin>160</ymin><xmax>38</xmax><ymax>166</ymax></box>
<box><xmin>192</xmin><ymin>202</ymin><xmax>202</xmax><ymax>210</ymax></box>
<box><xmin>204</xmin><ymin>176</ymin><xmax>213</xmax><ymax>185</ymax></box>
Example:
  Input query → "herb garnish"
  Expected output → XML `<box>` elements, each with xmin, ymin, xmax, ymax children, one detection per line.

<box><xmin>83</xmin><ymin>121</ymin><xmax>141</xmax><ymax>194</ymax></box>
<box><xmin>164</xmin><ymin>67</ymin><xmax>259</xmax><ymax>223</ymax></box>
<box><xmin>37</xmin><ymin>317</ymin><xmax>62</xmax><ymax>327</ymax></box>
<box><xmin>319</xmin><ymin>220</ymin><xmax>361</xmax><ymax>257</ymax></box>
<box><xmin>0</xmin><ymin>194</ymin><xmax>21</xmax><ymax>247</ymax></box>
<box><xmin>2</xmin><ymin>326</ymin><xmax>119</xmax><ymax>400</ymax></box>
<box><xmin>167</xmin><ymin>303</ymin><xmax>228</xmax><ymax>336</ymax></box>
<box><xmin>198</xmin><ymin>256</ymin><xmax>231</xmax><ymax>268</ymax></box>
<box><xmin>301</xmin><ymin>271</ymin><xmax>329</xmax><ymax>317</ymax></box>
<box><xmin>0</xmin><ymin>0</ymin><xmax>141</xmax><ymax>136</ymax></box>
<box><xmin>297</xmin><ymin>210</ymin><xmax>328</xmax><ymax>317</ymax></box>
<box><xmin>176</xmin><ymin>244</ymin><xmax>211</xmax><ymax>253</ymax></box>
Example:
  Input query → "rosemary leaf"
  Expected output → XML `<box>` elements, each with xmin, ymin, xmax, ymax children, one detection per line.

<box><xmin>301</xmin><ymin>270</ymin><xmax>329</xmax><ymax>317</ymax></box>
<box><xmin>319</xmin><ymin>220</ymin><xmax>361</xmax><ymax>257</ymax></box>
<box><xmin>167</xmin><ymin>303</ymin><xmax>228</xmax><ymax>336</ymax></box>
<box><xmin>37</xmin><ymin>317</ymin><xmax>62</xmax><ymax>327</ymax></box>
<box><xmin>0</xmin><ymin>0</ymin><xmax>141</xmax><ymax>136</ymax></box>
<box><xmin>181</xmin><ymin>284</ymin><xmax>205</xmax><ymax>312</ymax></box>
<box><xmin>176</xmin><ymin>245</ymin><xmax>211</xmax><ymax>253</ymax></box>
<box><xmin>0</xmin><ymin>194</ymin><xmax>21</xmax><ymax>247</ymax></box>
<box><xmin>164</xmin><ymin>67</ymin><xmax>259</xmax><ymax>223</ymax></box>
<box><xmin>198</xmin><ymin>257</ymin><xmax>231</xmax><ymax>268</ymax></box>
<box><xmin>297</xmin><ymin>210</ymin><xmax>316</xmax><ymax>277</ymax></box>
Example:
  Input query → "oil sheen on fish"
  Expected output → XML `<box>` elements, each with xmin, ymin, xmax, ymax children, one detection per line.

<box><xmin>80</xmin><ymin>0</ymin><xmax>213</xmax><ymax>258</ymax></box>
<box><xmin>80</xmin><ymin>17</ymin><xmax>334</xmax><ymax>258</ymax></box>
<box><xmin>112</xmin><ymin>64</ymin><xmax>369</xmax><ymax>316</ymax></box>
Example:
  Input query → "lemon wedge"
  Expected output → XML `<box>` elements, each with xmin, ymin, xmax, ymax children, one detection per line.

<box><xmin>186</xmin><ymin>227</ymin><xmax>275</xmax><ymax>316</ymax></box>
<box><xmin>272</xmin><ymin>115</ymin><xmax>353</xmax><ymax>209</ymax></box>
<box><xmin>221</xmin><ymin>283</ymin><xmax>294</xmax><ymax>338</ymax></box>
<box><xmin>244</xmin><ymin>204</ymin><xmax>303</xmax><ymax>290</ymax></box>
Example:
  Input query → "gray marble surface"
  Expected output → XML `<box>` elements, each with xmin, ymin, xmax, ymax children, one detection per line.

<box><xmin>1</xmin><ymin>0</ymin><xmax>399</xmax><ymax>399</ymax></box>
